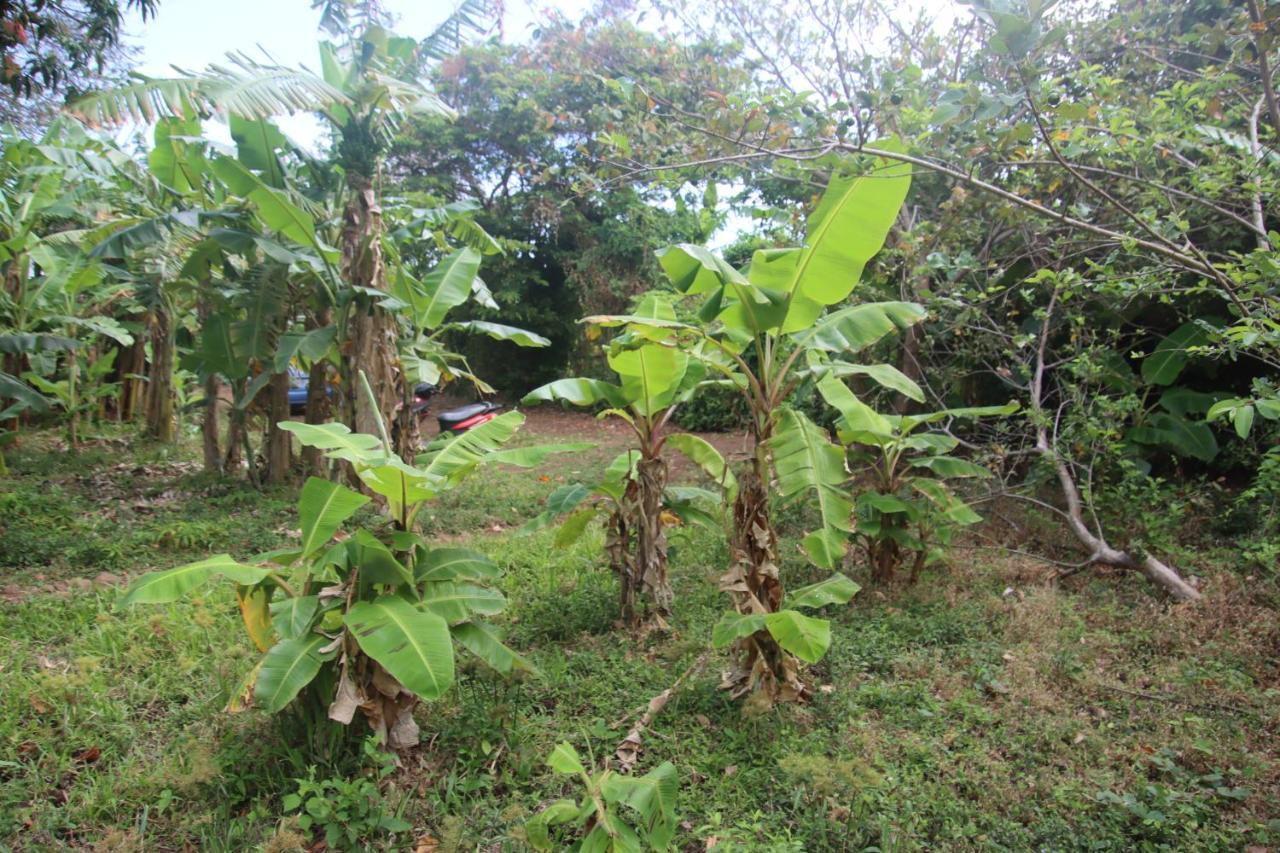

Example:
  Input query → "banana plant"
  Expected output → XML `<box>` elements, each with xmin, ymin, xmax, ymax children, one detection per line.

<box><xmin>522</xmin><ymin>303</ymin><xmax>736</xmax><ymax>626</ymax></box>
<box><xmin>817</xmin><ymin>372</ymin><xmax>1017</xmax><ymax>583</ymax></box>
<box><xmin>526</xmin><ymin>741</ymin><xmax>679</xmax><ymax>852</ymax></box>
<box><xmin>0</xmin><ymin>121</ymin><xmax>137</xmax><ymax>445</ymax></box>
<box><xmin>72</xmin><ymin>3</ymin><xmax>502</xmax><ymax>457</ymax></box>
<box><xmin>121</xmin><ymin>376</ymin><xmax>578</xmax><ymax>749</ymax></box>
<box><xmin>584</xmin><ymin>146</ymin><xmax>923</xmax><ymax>701</ymax></box>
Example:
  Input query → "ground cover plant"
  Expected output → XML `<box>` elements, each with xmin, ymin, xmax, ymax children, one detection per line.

<box><xmin>2</xmin><ymin>0</ymin><xmax>1279</xmax><ymax>849</ymax></box>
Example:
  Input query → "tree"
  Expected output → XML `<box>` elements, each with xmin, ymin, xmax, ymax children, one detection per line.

<box><xmin>0</xmin><ymin>0</ymin><xmax>158</xmax><ymax>133</ymax></box>
<box><xmin>121</xmin><ymin>402</ymin><xmax>565</xmax><ymax>749</ymax></box>
<box><xmin>0</xmin><ymin>120</ymin><xmax>137</xmax><ymax>448</ymax></box>
<box><xmin>385</xmin><ymin>15</ymin><xmax>746</xmax><ymax>391</ymax></box>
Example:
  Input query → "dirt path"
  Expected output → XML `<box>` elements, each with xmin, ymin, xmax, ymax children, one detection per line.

<box><xmin>514</xmin><ymin>405</ymin><xmax>754</xmax><ymax>477</ymax></box>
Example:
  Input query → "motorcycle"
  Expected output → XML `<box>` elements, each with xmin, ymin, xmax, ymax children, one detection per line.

<box><xmin>287</xmin><ymin>370</ymin><xmax>500</xmax><ymax>437</ymax></box>
<box><xmin>410</xmin><ymin>382</ymin><xmax>502</xmax><ymax>435</ymax></box>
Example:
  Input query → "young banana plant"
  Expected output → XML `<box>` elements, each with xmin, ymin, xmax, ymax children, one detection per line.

<box><xmin>584</xmin><ymin>144</ymin><xmax>925</xmax><ymax>702</ymax></box>
<box><xmin>522</xmin><ymin>298</ymin><xmax>737</xmax><ymax>627</ymax></box>
<box><xmin>817</xmin><ymin>372</ymin><xmax>1017</xmax><ymax>582</ymax></box>
<box><xmin>121</xmin><ymin>380</ymin><xmax>580</xmax><ymax>748</ymax></box>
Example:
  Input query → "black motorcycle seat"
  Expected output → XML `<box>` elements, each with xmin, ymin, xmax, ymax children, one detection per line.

<box><xmin>437</xmin><ymin>401</ymin><xmax>499</xmax><ymax>427</ymax></box>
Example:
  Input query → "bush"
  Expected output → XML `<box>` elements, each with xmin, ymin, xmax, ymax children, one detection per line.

<box><xmin>673</xmin><ymin>383</ymin><xmax>749</xmax><ymax>432</ymax></box>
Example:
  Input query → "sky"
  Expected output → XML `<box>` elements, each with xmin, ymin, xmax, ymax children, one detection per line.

<box><xmin>122</xmin><ymin>0</ymin><xmax>591</xmax><ymax>150</ymax></box>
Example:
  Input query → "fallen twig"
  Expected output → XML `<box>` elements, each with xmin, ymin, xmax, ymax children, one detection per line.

<box><xmin>613</xmin><ymin>650</ymin><xmax>711</xmax><ymax>773</ymax></box>
<box><xmin>1093</xmin><ymin>682</ymin><xmax>1255</xmax><ymax>717</ymax></box>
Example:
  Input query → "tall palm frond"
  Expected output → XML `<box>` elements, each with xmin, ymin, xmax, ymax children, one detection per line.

<box><xmin>420</xmin><ymin>0</ymin><xmax>503</xmax><ymax>61</ymax></box>
<box><xmin>312</xmin><ymin>0</ymin><xmax>392</xmax><ymax>37</ymax></box>
<box><xmin>70</xmin><ymin>53</ymin><xmax>349</xmax><ymax>128</ymax></box>
<box><xmin>365</xmin><ymin>72</ymin><xmax>455</xmax><ymax>121</ymax></box>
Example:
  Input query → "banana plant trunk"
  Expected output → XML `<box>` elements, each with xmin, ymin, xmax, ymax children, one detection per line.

<box><xmin>341</xmin><ymin>174</ymin><xmax>415</xmax><ymax>460</ymax></box>
<box><xmin>65</xmin><ymin>340</ymin><xmax>78</xmax><ymax>448</ymax></box>
<box><xmin>264</xmin><ymin>372</ymin><xmax>292</xmax><ymax>483</ymax></box>
<box><xmin>118</xmin><ymin>331</ymin><xmax>146</xmax><ymax>422</ymax></box>
<box><xmin>201</xmin><ymin>374</ymin><xmax>223</xmax><ymax>473</ymax></box>
<box><xmin>611</xmin><ymin>456</ymin><xmax>673</xmax><ymax>628</ymax></box>
<box><xmin>145</xmin><ymin>306</ymin><xmax>176</xmax><ymax>443</ymax></box>
<box><xmin>721</xmin><ymin>445</ymin><xmax>807</xmax><ymax>703</ymax></box>
<box><xmin>632</xmin><ymin>456</ymin><xmax>672</xmax><ymax>622</ymax></box>
<box><xmin>223</xmin><ymin>378</ymin><xmax>246</xmax><ymax>473</ymax></box>
<box><xmin>605</xmin><ymin>509</ymin><xmax>639</xmax><ymax>627</ymax></box>
<box><xmin>197</xmin><ymin>292</ymin><xmax>222</xmax><ymax>474</ymax></box>
<box><xmin>3</xmin><ymin>256</ymin><xmax>24</xmax><ymax>434</ymax></box>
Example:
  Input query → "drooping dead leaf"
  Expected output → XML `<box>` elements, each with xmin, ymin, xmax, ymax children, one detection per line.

<box><xmin>329</xmin><ymin>667</ymin><xmax>360</xmax><ymax>725</ymax></box>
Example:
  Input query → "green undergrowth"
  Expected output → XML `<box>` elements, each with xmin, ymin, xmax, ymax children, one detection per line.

<box><xmin>1</xmin><ymin>427</ymin><xmax>1277</xmax><ymax>851</ymax></box>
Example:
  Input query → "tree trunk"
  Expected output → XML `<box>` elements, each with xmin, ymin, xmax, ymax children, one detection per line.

<box><xmin>3</xmin><ymin>255</ymin><xmax>25</xmax><ymax>434</ymax></box>
<box><xmin>302</xmin><ymin>309</ymin><xmax>332</xmax><ymax>476</ymax></box>
<box><xmin>144</xmin><ymin>307</ymin><xmax>176</xmax><ymax>442</ymax></box>
<box><xmin>341</xmin><ymin>174</ymin><xmax>413</xmax><ymax>456</ymax></box>
<box><xmin>197</xmin><ymin>292</ymin><xmax>223</xmax><ymax>474</ymax></box>
<box><xmin>65</xmin><ymin>342</ymin><xmax>79</xmax><ymax>448</ymax></box>
<box><xmin>224</xmin><ymin>378</ymin><xmax>246</xmax><ymax>473</ymax></box>
<box><xmin>1029</xmin><ymin>290</ymin><xmax>1201</xmax><ymax>602</ymax></box>
<box><xmin>719</xmin><ymin>450</ymin><xmax>808</xmax><ymax>704</ymax></box>
<box><xmin>894</xmin><ymin>321</ymin><xmax>923</xmax><ymax>415</ymax></box>
<box><xmin>263</xmin><ymin>372</ymin><xmax>292</xmax><ymax>484</ymax></box>
<box><xmin>1036</xmin><ymin>428</ymin><xmax>1201</xmax><ymax>602</ymax></box>
<box><xmin>201</xmin><ymin>374</ymin><xmax>223</xmax><ymax>474</ymax></box>
<box><xmin>118</xmin><ymin>332</ymin><xmax>146</xmax><ymax>422</ymax></box>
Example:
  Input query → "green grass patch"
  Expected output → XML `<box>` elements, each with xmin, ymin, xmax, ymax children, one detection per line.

<box><xmin>1</xmin><ymin>425</ymin><xmax>1277</xmax><ymax>850</ymax></box>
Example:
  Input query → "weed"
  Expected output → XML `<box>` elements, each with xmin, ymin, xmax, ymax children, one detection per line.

<box><xmin>281</xmin><ymin>739</ymin><xmax>410</xmax><ymax>851</ymax></box>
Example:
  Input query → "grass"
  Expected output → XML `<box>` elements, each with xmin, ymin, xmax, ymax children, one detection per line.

<box><xmin>1</xmin><ymin>420</ymin><xmax>1278</xmax><ymax>851</ymax></box>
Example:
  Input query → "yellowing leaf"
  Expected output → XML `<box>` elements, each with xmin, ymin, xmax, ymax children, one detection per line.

<box><xmin>236</xmin><ymin>585</ymin><xmax>274</xmax><ymax>651</ymax></box>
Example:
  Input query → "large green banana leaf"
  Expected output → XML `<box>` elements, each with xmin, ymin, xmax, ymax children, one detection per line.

<box><xmin>345</xmin><ymin>597</ymin><xmax>454</xmax><ymax>701</ymax></box>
